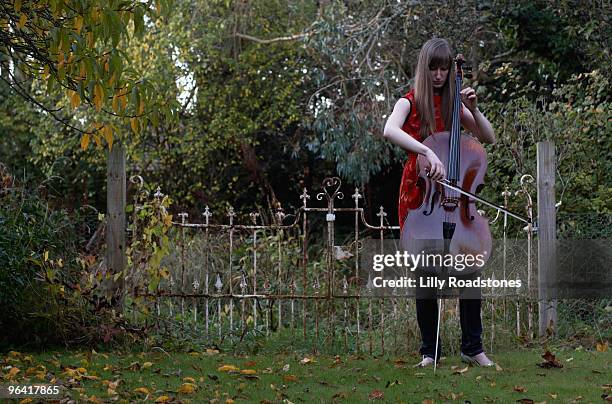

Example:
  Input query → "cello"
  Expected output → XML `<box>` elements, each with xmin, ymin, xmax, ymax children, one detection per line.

<box><xmin>400</xmin><ymin>54</ymin><xmax>491</xmax><ymax>274</ymax></box>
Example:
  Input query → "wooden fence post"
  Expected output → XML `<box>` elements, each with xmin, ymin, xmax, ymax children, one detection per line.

<box><xmin>537</xmin><ymin>141</ymin><xmax>557</xmax><ymax>336</ymax></box>
<box><xmin>107</xmin><ymin>142</ymin><xmax>126</xmax><ymax>308</ymax></box>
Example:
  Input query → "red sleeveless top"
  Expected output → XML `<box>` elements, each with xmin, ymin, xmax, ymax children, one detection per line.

<box><xmin>398</xmin><ymin>89</ymin><xmax>460</xmax><ymax>232</ymax></box>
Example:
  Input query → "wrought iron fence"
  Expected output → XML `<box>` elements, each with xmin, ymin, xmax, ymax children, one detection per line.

<box><xmin>127</xmin><ymin>175</ymin><xmax>544</xmax><ymax>354</ymax></box>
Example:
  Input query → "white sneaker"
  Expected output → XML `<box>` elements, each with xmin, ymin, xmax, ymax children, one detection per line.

<box><xmin>461</xmin><ymin>352</ymin><xmax>495</xmax><ymax>367</ymax></box>
<box><xmin>414</xmin><ymin>355</ymin><xmax>436</xmax><ymax>367</ymax></box>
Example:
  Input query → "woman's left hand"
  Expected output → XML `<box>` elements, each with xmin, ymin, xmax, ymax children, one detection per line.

<box><xmin>460</xmin><ymin>87</ymin><xmax>477</xmax><ymax>112</ymax></box>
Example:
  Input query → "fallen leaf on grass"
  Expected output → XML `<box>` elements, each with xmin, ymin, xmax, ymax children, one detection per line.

<box><xmin>368</xmin><ymin>389</ymin><xmax>384</xmax><ymax>400</ymax></box>
<box><xmin>240</xmin><ymin>369</ymin><xmax>257</xmax><ymax>375</ymax></box>
<box><xmin>422</xmin><ymin>399</ymin><xmax>434</xmax><ymax>404</ymax></box>
<box><xmin>596</xmin><ymin>341</ymin><xmax>609</xmax><ymax>352</ymax></box>
<box><xmin>282</xmin><ymin>364</ymin><xmax>290</xmax><ymax>372</ymax></box>
<box><xmin>244</xmin><ymin>361</ymin><xmax>257</xmax><ymax>367</ymax></box>
<box><xmin>183</xmin><ymin>377</ymin><xmax>196</xmax><ymax>383</ymax></box>
<box><xmin>205</xmin><ymin>348</ymin><xmax>220</xmax><ymax>355</ymax></box>
<box><xmin>300</xmin><ymin>357</ymin><xmax>315</xmax><ymax>364</ymax></box>
<box><xmin>155</xmin><ymin>396</ymin><xmax>171</xmax><ymax>403</ymax></box>
<box><xmin>548</xmin><ymin>393</ymin><xmax>557</xmax><ymax>399</ymax></box>
<box><xmin>538</xmin><ymin>350</ymin><xmax>563</xmax><ymax>369</ymax></box>
<box><xmin>495</xmin><ymin>363</ymin><xmax>503</xmax><ymax>372</ymax></box>
<box><xmin>283</xmin><ymin>375</ymin><xmax>298</xmax><ymax>382</ymax></box>
<box><xmin>452</xmin><ymin>366</ymin><xmax>469</xmax><ymax>375</ymax></box>
<box><xmin>242</xmin><ymin>374</ymin><xmax>259</xmax><ymax>380</ymax></box>
<box><xmin>393</xmin><ymin>359</ymin><xmax>407</xmax><ymax>368</ymax></box>
<box><xmin>218</xmin><ymin>365</ymin><xmax>240</xmax><ymax>372</ymax></box>
<box><xmin>516</xmin><ymin>399</ymin><xmax>534</xmax><ymax>404</ymax></box>
<box><xmin>143</xmin><ymin>362</ymin><xmax>153</xmax><ymax>369</ymax></box>
<box><xmin>7</xmin><ymin>367</ymin><xmax>20</xmax><ymax>380</ymax></box>
<box><xmin>177</xmin><ymin>382</ymin><xmax>196</xmax><ymax>394</ymax></box>
<box><xmin>134</xmin><ymin>387</ymin><xmax>150</xmax><ymax>394</ymax></box>
<box><xmin>514</xmin><ymin>385</ymin><xmax>528</xmax><ymax>393</ymax></box>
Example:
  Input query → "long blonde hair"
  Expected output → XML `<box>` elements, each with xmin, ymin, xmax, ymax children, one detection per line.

<box><xmin>413</xmin><ymin>38</ymin><xmax>455</xmax><ymax>139</ymax></box>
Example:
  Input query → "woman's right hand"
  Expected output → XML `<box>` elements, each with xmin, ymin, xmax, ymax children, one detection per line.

<box><xmin>424</xmin><ymin>149</ymin><xmax>446</xmax><ymax>181</ymax></box>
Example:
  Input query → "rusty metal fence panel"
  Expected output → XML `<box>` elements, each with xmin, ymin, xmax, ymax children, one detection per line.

<box><xmin>128</xmin><ymin>176</ymin><xmax>536</xmax><ymax>354</ymax></box>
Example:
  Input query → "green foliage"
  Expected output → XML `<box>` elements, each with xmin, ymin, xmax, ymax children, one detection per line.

<box><xmin>0</xmin><ymin>0</ymin><xmax>179</xmax><ymax>149</ymax></box>
<box><xmin>0</xmin><ymin>166</ymin><xmax>88</xmax><ymax>347</ymax></box>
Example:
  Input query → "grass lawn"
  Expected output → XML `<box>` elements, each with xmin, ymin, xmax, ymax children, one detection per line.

<box><xmin>1</xmin><ymin>347</ymin><xmax>609</xmax><ymax>403</ymax></box>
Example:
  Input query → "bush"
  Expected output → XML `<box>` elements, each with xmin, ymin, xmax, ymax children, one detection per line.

<box><xmin>0</xmin><ymin>165</ymin><xmax>90</xmax><ymax>347</ymax></box>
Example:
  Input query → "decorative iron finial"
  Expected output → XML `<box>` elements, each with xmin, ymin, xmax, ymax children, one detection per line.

<box><xmin>352</xmin><ymin>187</ymin><xmax>362</xmax><ymax>207</ymax></box>
<box><xmin>202</xmin><ymin>206</ymin><xmax>212</xmax><ymax>225</ymax></box>
<box><xmin>178</xmin><ymin>212</ymin><xmax>188</xmax><ymax>225</ymax></box>
<box><xmin>300</xmin><ymin>188</ymin><xmax>311</xmax><ymax>208</ymax></box>
<box><xmin>154</xmin><ymin>186</ymin><xmax>164</xmax><ymax>199</ymax></box>
<box><xmin>215</xmin><ymin>273</ymin><xmax>223</xmax><ymax>292</ymax></box>
<box><xmin>227</xmin><ymin>206</ymin><xmax>235</xmax><ymax>226</ymax></box>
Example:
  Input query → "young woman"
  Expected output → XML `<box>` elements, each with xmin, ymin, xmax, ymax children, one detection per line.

<box><xmin>383</xmin><ymin>38</ymin><xmax>496</xmax><ymax>367</ymax></box>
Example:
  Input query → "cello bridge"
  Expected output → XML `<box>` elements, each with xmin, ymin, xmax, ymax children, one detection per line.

<box><xmin>442</xmin><ymin>197</ymin><xmax>459</xmax><ymax>211</ymax></box>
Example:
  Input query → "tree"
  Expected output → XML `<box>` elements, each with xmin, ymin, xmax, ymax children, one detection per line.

<box><xmin>0</xmin><ymin>0</ymin><xmax>179</xmax><ymax>149</ymax></box>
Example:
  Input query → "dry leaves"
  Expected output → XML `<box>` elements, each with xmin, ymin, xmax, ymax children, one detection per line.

<box><xmin>218</xmin><ymin>364</ymin><xmax>240</xmax><ymax>373</ymax></box>
<box><xmin>538</xmin><ymin>350</ymin><xmax>563</xmax><ymax>369</ymax></box>
<box><xmin>368</xmin><ymin>389</ymin><xmax>384</xmax><ymax>400</ymax></box>
<box><xmin>177</xmin><ymin>382</ymin><xmax>197</xmax><ymax>394</ymax></box>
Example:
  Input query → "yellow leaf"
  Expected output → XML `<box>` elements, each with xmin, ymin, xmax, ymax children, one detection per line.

<box><xmin>77</xmin><ymin>367</ymin><xmax>87</xmax><ymax>374</ymax></box>
<box><xmin>70</xmin><ymin>90</ymin><xmax>80</xmax><ymax>109</ymax></box>
<box><xmin>217</xmin><ymin>364</ymin><xmax>240</xmax><ymax>372</ymax></box>
<box><xmin>7</xmin><ymin>367</ymin><xmax>20</xmax><ymax>379</ymax></box>
<box><xmin>133</xmin><ymin>387</ymin><xmax>149</xmax><ymax>394</ymax></box>
<box><xmin>43</xmin><ymin>251</ymin><xmax>49</xmax><ymax>262</ymax></box>
<box><xmin>226</xmin><ymin>400</ymin><xmax>235</xmax><ymax>404</ymax></box>
<box><xmin>205</xmin><ymin>348</ymin><xmax>220</xmax><ymax>355</ymax></box>
<box><xmin>81</xmin><ymin>133</ymin><xmax>90</xmax><ymax>151</ymax></box>
<box><xmin>177</xmin><ymin>383</ymin><xmax>196</xmax><ymax>394</ymax></box>
<box><xmin>17</xmin><ymin>13</ymin><xmax>27</xmax><ymax>29</ymax></box>
<box><xmin>155</xmin><ymin>396</ymin><xmax>171</xmax><ymax>403</ymax></box>
<box><xmin>19</xmin><ymin>399</ymin><xmax>32</xmax><ymax>404</ymax></box>
<box><xmin>74</xmin><ymin>16</ymin><xmax>83</xmax><ymax>34</ymax></box>
<box><xmin>182</xmin><ymin>377</ymin><xmax>195</xmax><ymax>383</ymax></box>
<box><xmin>14</xmin><ymin>0</ymin><xmax>22</xmax><ymax>13</ymax></box>
<box><xmin>240</xmin><ymin>369</ymin><xmax>257</xmax><ymax>375</ymax></box>
<box><xmin>112</xmin><ymin>94</ymin><xmax>120</xmax><ymax>113</ymax></box>
<box><xmin>142</xmin><ymin>362</ymin><xmax>153</xmax><ymax>369</ymax></box>
<box><xmin>104</xmin><ymin>125</ymin><xmax>113</xmax><ymax>150</ymax></box>
<box><xmin>93</xmin><ymin>83</ymin><xmax>104</xmax><ymax>111</ymax></box>
<box><xmin>93</xmin><ymin>134</ymin><xmax>102</xmax><ymax>148</ymax></box>
<box><xmin>596</xmin><ymin>341</ymin><xmax>608</xmax><ymax>352</ymax></box>
<box><xmin>130</xmin><ymin>117</ymin><xmax>139</xmax><ymax>134</ymax></box>
<box><xmin>138</xmin><ymin>99</ymin><xmax>145</xmax><ymax>115</ymax></box>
